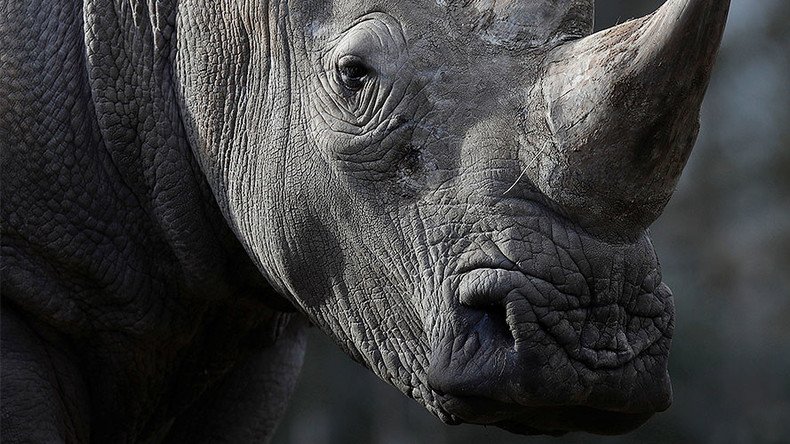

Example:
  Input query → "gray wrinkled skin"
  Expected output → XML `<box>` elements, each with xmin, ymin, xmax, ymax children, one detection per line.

<box><xmin>1</xmin><ymin>0</ymin><xmax>728</xmax><ymax>441</ymax></box>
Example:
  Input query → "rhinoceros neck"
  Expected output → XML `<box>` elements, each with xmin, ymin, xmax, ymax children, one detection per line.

<box><xmin>2</xmin><ymin>0</ymin><xmax>300</xmax><ymax>441</ymax></box>
<box><xmin>79</xmin><ymin>0</ymin><xmax>295</xmax><ymax>309</ymax></box>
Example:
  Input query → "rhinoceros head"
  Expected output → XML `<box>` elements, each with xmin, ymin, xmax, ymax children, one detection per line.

<box><xmin>174</xmin><ymin>0</ymin><xmax>729</xmax><ymax>435</ymax></box>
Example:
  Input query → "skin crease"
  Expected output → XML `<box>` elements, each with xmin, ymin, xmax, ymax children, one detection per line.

<box><xmin>0</xmin><ymin>0</ymin><xmax>727</xmax><ymax>442</ymax></box>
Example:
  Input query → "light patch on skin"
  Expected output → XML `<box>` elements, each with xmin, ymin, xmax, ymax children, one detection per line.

<box><xmin>306</xmin><ymin>19</ymin><xmax>330</xmax><ymax>40</ymax></box>
<box><xmin>439</xmin><ymin>0</ymin><xmax>592</xmax><ymax>49</ymax></box>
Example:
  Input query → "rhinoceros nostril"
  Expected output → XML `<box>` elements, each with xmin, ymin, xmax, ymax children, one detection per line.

<box><xmin>471</xmin><ymin>303</ymin><xmax>514</xmax><ymax>344</ymax></box>
<box><xmin>458</xmin><ymin>268</ymin><xmax>531</xmax><ymax>305</ymax></box>
<box><xmin>458</xmin><ymin>268</ymin><xmax>530</xmax><ymax>344</ymax></box>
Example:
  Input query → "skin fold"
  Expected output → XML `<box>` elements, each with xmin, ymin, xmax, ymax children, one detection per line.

<box><xmin>1</xmin><ymin>0</ymin><xmax>729</xmax><ymax>441</ymax></box>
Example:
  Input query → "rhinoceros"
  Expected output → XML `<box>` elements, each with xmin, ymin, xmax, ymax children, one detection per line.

<box><xmin>1</xmin><ymin>0</ymin><xmax>729</xmax><ymax>441</ymax></box>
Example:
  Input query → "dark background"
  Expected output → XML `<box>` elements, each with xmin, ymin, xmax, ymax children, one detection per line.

<box><xmin>274</xmin><ymin>1</ymin><xmax>790</xmax><ymax>442</ymax></box>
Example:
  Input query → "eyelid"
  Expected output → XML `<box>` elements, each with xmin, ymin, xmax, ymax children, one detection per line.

<box><xmin>337</xmin><ymin>54</ymin><xmax>366</xmax><ymax>70</ymax></box>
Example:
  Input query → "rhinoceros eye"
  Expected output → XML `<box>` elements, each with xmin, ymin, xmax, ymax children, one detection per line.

<box><xmin>337</xmin><ymin>55</ymin><xmax>370</xmax><ymax>91</ymax></box>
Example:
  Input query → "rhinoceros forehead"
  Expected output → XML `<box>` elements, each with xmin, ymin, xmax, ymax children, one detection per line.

<box><xmin>302</xmin><ymin>0</ymin><xmax>593</xmax><ymax>50</ymax></box>
<box><xmin>439</xmin><ymin>0</ymin><xmax>594</xmax><ymax>49</ymax></box>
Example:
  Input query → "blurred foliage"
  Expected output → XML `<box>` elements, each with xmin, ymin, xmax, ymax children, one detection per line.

<box><xmin>274</xmin><ymin>1</ymin><xmax>790</xmax><ymax>443</ymax></box>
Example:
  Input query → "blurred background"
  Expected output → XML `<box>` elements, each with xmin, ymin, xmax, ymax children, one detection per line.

<box><xmin>274</xmin><ymin>1</ymin><xmax>790</xmax><ymax>442</ymax></box>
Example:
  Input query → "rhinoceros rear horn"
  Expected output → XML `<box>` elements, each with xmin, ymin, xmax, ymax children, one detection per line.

<box><xmin>534</xmin><ymin>0</ymin><xmax>730</xmax><ymax>234</ymax></box>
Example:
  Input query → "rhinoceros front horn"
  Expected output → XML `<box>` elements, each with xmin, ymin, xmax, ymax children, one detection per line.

<box><xmin>531</xmin><ymin>0</ymin><xmax>730</xmax><ymax>235</ymax></box>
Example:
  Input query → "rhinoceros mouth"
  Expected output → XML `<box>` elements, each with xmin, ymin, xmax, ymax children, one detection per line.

<box><xmin>434</xmin><ymin>393</ymin><xmax>655</xmax><ymax>436</ymax></box>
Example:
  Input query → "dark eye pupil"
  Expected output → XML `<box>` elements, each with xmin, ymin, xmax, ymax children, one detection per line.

<box><xmin>337</xmin><ymin>55</ymin><xmax>369</xmax><ymax>90</ymax></box>
<box><xmin>342</xmin><ymin>64</ymin><xmax>366</xmax><ymax>79</ymax></box>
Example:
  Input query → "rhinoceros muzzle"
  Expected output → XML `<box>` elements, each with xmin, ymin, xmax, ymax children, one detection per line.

<box><xmin>425</xmin><ymin>208</ymin><xmax>673</xmax><ymax>434</ymax></box>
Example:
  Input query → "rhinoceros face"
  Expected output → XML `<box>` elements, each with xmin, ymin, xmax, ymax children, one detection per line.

<box><xmin>175</xmin><ymin>0</ymin><xmax>729</xmax><ymax>435</ymax></box>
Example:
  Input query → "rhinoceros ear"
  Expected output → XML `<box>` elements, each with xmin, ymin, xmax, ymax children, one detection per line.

<box><xmin>528</xmin><ymin>0</ymin><xmax>730</xmax><ymax>235</ymax></box>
